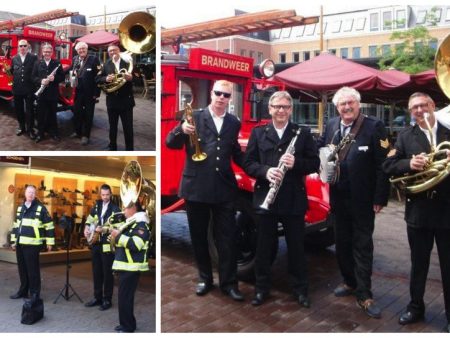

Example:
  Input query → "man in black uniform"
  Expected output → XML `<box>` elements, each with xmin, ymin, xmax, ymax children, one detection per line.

<box><xmin>10</xmin><ymin>185</ymin><xmax>54</xmax><ymax>301</ymax></box>
<box><xmin>383</xmin><ymin>92</ymin><xmax>450</xmax><ymax>331</ymax></box>
<box><xmin>166</xmin><ymin>79</ymin><xmax>245</xmax><ymax>301</ymax></box>
<box><xmin>317</xmin><ymin>86</ymin><xmax>390</xmax><ymax>318</ymax></box>
<box><xmin>11</xmin><ymin>39</ymin><xmax>38</xmax><ymax>139</ymax></box>
<box><xmin>110</xmin><ymin>201</ymin><xmax>150</xmax><ymax>333</ymax></box>
<box><xmin>84</xmin><ymin>184</ymin><xmax>121</xmax><ymax>311</ymax></box>
<box><xmin>244</xmin><ymin>91</ymin><xmax>319</xmax><ymax>307</ymax></box>
<box><xmin>31</xmin><ymin>44</ymin><xmax>65</xmax><ymax>143</ymax></box>
<box><xmin>69</xmin><ymin>41</ymin><xmax>101</xmax><ymax>146</ymax></box>
<box><xmin>95</xmin><ymin>44</ymin><xmax>135</xmax><ymax>150</ymax></box>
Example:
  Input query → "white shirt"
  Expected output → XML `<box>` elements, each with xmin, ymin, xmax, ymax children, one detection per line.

<box><xmin>20</xmin><ymin>53</ymin><xmax>26</xmax><ymax>63</ymax></box>
<box><xmin>274</xmin><ymin>122</ymin><xmax>288</xmax><ymax>139</ymax></box>
<box><xmin>209</xmin><ymin>109</ymin><xmax>225</xmax><ymax>133</ymax></box>
<box><xmin>418</xmin><ymin>120</ymin><xmax>438</xmax><ymax>148</ymax></box>
<box><xmin>100</xmin><ymin>201</ymin><xmax>110</xmax><ymax>224</ymax></box>
<box><xmin>113</xmin><ymin>58</ymin><xmax>121</xmax><ymax>72</ymax></box>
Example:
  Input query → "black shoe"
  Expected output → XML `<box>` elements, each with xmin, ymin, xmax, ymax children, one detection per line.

<box><xmin>99</xmin><ymin>300</ymin><xmax>112</xmax><ymax>311</ymax></box>
<box><xmin>35</xmin><ymin>135</ymin><xmax>43</xmax><ymax>143</ymax></box>
<box><xmin>16</xmin><ymin>128</ymin><xmax>25</xmax><ymax>136</ymax></box>
<box><xmin>10</xmin><ymin>291</ymin><xmax>27</xmax><ymax>299</ymax></box>
<box><xmin>195</xmin><ymin>282</ymin><xmax>213</xmax><ymax>296</ymax></box>
<box><xmin>223</xmin><ymin>288</ymin><xmax>244</xmax><ymax>301</ymax></box>
<box><xmin>29</xmin><ymin>131</ymin><xmax>37</xmax><ymax>140</ymax></box>
<box><xmin>445</xmin><ymin>324</ymin><xmax>450</xmax><ymax>333</ymax></box>
<box><xmin>251</xmin><ymin>292</ymin><xmax>267</xmax><ymax>306</ymax></box>
<box><xmin>297</xmin><ymin>294</ymin><xmax>311</xmax><ymax>308</ymax></box>
<box><xmin>357</xmin><ymin>298</ymin><xmax>382</xmax><ymax>319</ymax></box>
<box><xmin>85</xmin><ymin>299</ymin><xmax>102</xmax><ymax>307</ymax></box>
<box><xmin>52</xmin><ymin>135</ymin><xmax>61</xmax><ymax>142</ymax></box>
<box><xmin>398</xmin><ymin>311</ymin><xmax>424</xmax><ymax>325</ymax></box>
<box><xmin>334</xmin><ymin>283</ymin><xmax>355</xmax><ymax>297</ymax></box>
<box><xmin>114</xmin><ymin>325</ymin><xmax>124</xmax><ymax>332</ymax></box>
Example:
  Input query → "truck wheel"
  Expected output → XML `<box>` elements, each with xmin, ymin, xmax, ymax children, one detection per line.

<box><xmin>305</xmin><ymin>213</ymin><xmax>336</xmax><ymax>250</ymax></box>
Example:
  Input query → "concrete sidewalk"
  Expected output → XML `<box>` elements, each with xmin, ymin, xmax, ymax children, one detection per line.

<box><xmin>0</xmin><ymin>260</ymin><xmax>155</xmax><ymax>332</ymax></box>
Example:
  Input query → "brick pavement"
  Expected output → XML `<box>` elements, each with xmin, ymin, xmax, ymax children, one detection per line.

<box><xmin>0</xmin><ymin>260</ymin><xmax>155</xmax><ymax>332</ymax></box>
<box><xmin>0</xmin><ymin>92</ymin><xmax>155</xmax><ymax>151</ymax></box>
<box><xmin>161</xmin><ymin>200</ymin><xmax>448</xmax><ymax>332</ymax></box>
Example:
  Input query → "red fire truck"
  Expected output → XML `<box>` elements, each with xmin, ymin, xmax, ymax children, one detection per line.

<box><xmin>0</xmin><ymin>10</ymin><xmax>76</xmax><ymax>106</ymax></box>
<box><xmin>162</xmin><ymin>47</ymin><xmax>335</xmax><ymax>278</ymax></box>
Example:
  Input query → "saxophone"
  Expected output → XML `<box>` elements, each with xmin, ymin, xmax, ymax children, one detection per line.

<box><xmin>260</xmin><ymin>128</ymin><xmax>301</xmax><ymax>210</ymax></box>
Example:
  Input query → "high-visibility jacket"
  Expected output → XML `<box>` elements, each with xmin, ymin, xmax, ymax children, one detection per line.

<box><xmin>11</xmin><ymin>199</ymin><xmax>55</xmax><ymax>246</ymax></box>
<box><xmin>112</xmin><ymin>211</ymin><xmax>150</xmax><ymax>272</ymax></box>
<box><xmin>85</xmin><ymin>200</ymin><xmax>121</xmax><ymax>253</ymax></box>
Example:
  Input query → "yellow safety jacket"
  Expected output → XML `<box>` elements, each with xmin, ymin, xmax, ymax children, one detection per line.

<box><xmin>112</xmin><ymin>211</ymin><xmax>150</xmax><ymax>272</ymax></box>
<box><xmin>11</xmin><ymin>200</ymin><xmax>55</xmax><ymax>246</ymax></box>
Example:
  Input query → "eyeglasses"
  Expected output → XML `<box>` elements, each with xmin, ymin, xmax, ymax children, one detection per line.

<box><xmin>409</xmin><ymin>103</ymin><xmax>429</xmax><ymax>112</ymax></box>
<box><xmin>270</xmin><ymin>104</ymin><xmax>291</xmax><ymax>110</ymax></box>
<box><xmin>213</xmin><ymin>90</ymin><xmax>231</xmax><ymax>98</ymax></box>
<box><xmin>19</xmin><ymin>45</ymin><xmax>27</xmax><ymax>47</ymax></box>
<box><xmin>338</xmin><ymin>100</ymin><xmax>356</xmax><ymax>107</ymax></box>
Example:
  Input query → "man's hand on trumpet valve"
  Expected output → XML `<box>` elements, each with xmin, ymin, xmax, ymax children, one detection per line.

<box><xmin>110</xmin><ymin>229</ymin><xmax>120</xmax><ymax>239</ymax></box>
<box><xmin>181</xmin><ymin>120</ymin><xmax>195</xmax><ymax>135</ymax></box>
<box><xmin>410</xmin><ymin>153</ymin><xmax>428</xmax><ymax>171</ymax></box>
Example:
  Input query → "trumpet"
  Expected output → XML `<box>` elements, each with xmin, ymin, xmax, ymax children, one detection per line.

<box><xmin>185</xmin><ymin>103</ymin><xmax>207</xmax><ymax>161</ymax></box>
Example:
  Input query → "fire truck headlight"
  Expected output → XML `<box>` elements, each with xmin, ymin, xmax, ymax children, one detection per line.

<box><xmin>259</xmin><ymin>59</ymin><xmax>275</xmax><ymax>78</ymax></box>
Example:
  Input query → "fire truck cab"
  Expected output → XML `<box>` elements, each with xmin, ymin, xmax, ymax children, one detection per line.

<box><xmin>0</xmin><ymin>26</ymin><xmax>73</xmax><ymax>105</ymax></box>
<box><xmin>162</xmin><ymin>48</ymin><xmax>335</xmax><ymax>278</ymax></box>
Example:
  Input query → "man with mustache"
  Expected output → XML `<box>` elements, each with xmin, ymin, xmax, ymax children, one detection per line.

<box><xmin>383</xmin><ymin>92</ymin><xmax>450</xmax><ymax>332</ymax></box>
<box><xmin>317</xmin><ymin>86</ymin><xmax>390</xmax><ymax>318</ymax></box>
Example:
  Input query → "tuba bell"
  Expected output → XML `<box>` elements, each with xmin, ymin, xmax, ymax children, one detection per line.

<box><xmin>107</xmin><ymin>161</ymin><xmax>156</xmax><ymax>251</ymax></box>
<box><xmin>99</xmin><ymin>11</ymin><xmax>155</xmax><ymax>93</ymax></box>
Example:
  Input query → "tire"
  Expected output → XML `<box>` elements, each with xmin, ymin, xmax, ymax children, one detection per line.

<box><xmin>305</xmin><ymin>213</ymin><xmax>336</xmax><ymax>250</ymax></box>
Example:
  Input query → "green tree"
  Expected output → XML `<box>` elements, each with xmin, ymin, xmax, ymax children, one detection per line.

<box><xmin>378</xmin><ymin>10</ymin><xmax>439</xmax><ymax>74</ymax></box>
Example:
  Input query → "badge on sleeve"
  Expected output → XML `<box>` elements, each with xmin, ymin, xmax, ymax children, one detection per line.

<box><xmin>387</xmin><ymin>148</ymin><xmax>396</xmax><ymax>157</ymax></box>
<box><xmin>380</xmin><ymin>138</ymin><xmax>389</xmax><ymax>149</ymax></box>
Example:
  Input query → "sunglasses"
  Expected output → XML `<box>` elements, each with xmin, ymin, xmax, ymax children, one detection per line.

<box><xmin>19</xmin><ymin>45</ymin><xmax>28</xmax><ymax>47</ymax></box>
<box><xmin>213</xmin><ymin>90</ymin><xmax>231</xmax><ymax>98</ymax></box>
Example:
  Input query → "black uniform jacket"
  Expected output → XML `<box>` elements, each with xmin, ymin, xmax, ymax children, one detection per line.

<box><xmin>165</xmin><ymin>107</ymin><xmax>244</xmax><ymax>203</ymax></box>
<box><xmin>31</xmin><ymin>58</ymin><xmax>65</xmax><ymax>100</ymax></box>
<box><xmin>87</xmin><ymin>200</ymin><xmax>122</xmax><ymax>245</ymax></box>
<box><xmin>70</xmin><ymin>54</ymin><xmax>101</xmax><ymax>98</ymax></box>
<box><xmin>244</xmin><ymin>122</ymin><xmax>319</xmax><ymax>215</ymax></box>
<box><xmin>95</xmin><ymin>58</ymin><xmax>135</xmax><ymax>110</ymax></box>
<box><xmin>383</xmin><ymin>122</ymin><xmax>450</xmax><ymax>228</ymax></box>
<box><xmin>11</xmin><ymin>53</ymin><xmax>38</xmax><ymax>95</ymax></box>
<box><xmin>317</xmin><ymin>115</ymin><xmax>390</xmax><ymax>214</ymax></box>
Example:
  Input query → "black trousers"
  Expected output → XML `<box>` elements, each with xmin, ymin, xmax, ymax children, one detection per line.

<box><xmin>36</xmin><ymin>98</ymin><xmax>58</xmax><ymax>137</ymax></box>
<box><xmin>73</xmin><ymin>93</ymin><xmax>96</xmax><ymax>138</ymax></box>
<box><xmin>91</xmin><ymin>244</ymin><xmax>114</xmax><ymax>301</ymax></box>
<box><xmin>107</xmin><ymin>107</ymin><xmax>133</xmax><ymax>150</ymax></box>
<box><xmin>185</xmin><ymin>200</ymin><xmax>238</xmax><ymax>291</ymax></box>
<box><xmin>334</xmin><ymin>196</ymin><xmax>375</xmax><ymax>301</ymax></box>
<box><xmin>406</xmin><ymin>226</ymin><xmax>450</xmax><ymax>321</ymax></box>
<box><xmin>255</xmin><ymin>214</ymin><xmax>308</xmax><ymax>296</ymax></box>
<box><xmin>15</xmin><ymin>244</ymin><xmax>41</xmax><ymax>297</ymax></box>
<box><xmin>118</xmin><ymin>271</ymin><xmax>140</xmax><ymax>332</ymax></box>
<box><xmin>14</xmin><ymin>93</ymin><xmax>35</xmax><ymax>131</ymax></box>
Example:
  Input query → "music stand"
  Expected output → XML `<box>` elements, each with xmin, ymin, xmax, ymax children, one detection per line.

<box><xmin>54</xmin><ymin>215</ymin><xmax>83</xmax><ymax>304</ymax></box>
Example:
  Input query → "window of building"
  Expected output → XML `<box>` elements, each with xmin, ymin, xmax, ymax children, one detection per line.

<box><xmin>240</xmin><ymin>49</ymin><xmax>246</xmax><ymax>56</ymax></box>
<box><xmin>223</xmin><ymin>49</ymin><xmax>230</xmax><ymax>54</ymax></box>
<box><xmin>343</xmin><ymin>19</ymin><xmax>353</xmax><ymax>32</ymax></box>
<box><xmin>316</xmin><ymin>22</ymin><xmax>327</xmax><ymax>35</ymax></box>
<box><xmin>282</xmin><ymin>27</ymin><xmax>292</xmax><ymax>38</ymax></box>
<box><xmin>249</xmin><ymin>51</ymin><xmax>255</xmax><ymax>59</ymax></box>
<box><xmin>293</xmin><ymin>52</ymin><xmax>300</xmax><ymax>63</ymax></box>
<box><xmin>305</xmin><ymin>24</ymin><xmax>316</xmax><ymax>36</ymax></box>
<box><xmin>257</xmin><ymin>52</ymin><xmax>263</xmax><ymax>63</ymax></box>
<box><xmin>383</xmin><ymin>11</ymin><xmax>393</xmax><ymax>30</ymax></box>
<box><xmin>370</xmin><ymin>12</ymin><xmax>379</xmax><ymax>31</ymax></box>
<box><xmin>296</xmin><ymin>25</ymin><xmax>305</xmax><ymax>37</ymax></box>
<box><xmin>382</xmin><ymin>44</ymin><xmax>391</xmax><ymax>56</ymax></box>
<box><xmin>340</xmin><ymin>48</ymin><xmax>349</xmax><ymax>59</ymax></box>
<box><xmin>303</xmin><ymin>51</ymin><xmax>310</xmax><ymax>61</ymax></box>
<box><xmin>352</xmin><ymin>47</ymin><xmax>361</xmax><ymax>58</ymax></box>
<box><xmin>369</xmin><ymin>45</ymin><xmax>378</xmax><ymax>57</ymax></box>
<box><xmin>314</xmin><ymin>50</ymin><xmax>320</xmax><ymax>56</ymax></box>
<box><xmin>429</xmin><ymin>40</ymin><xmax>438</xmax><ymax>50</ymax></box>
<box><xmin>329</xmin><ymin>49</ymin><xmax>336</xmax><ymax>55</ymax></box>
<box><xmin>433</xmin><ymin>8</ymin><xmax>442</xmax><ymax>22</ymax></box>
<box><xmin>331</xmin><ymin>20</ymin><xmax>342</xmax><ymax>33</ymax></box>
<box><xmin>272</xmin><ymin>29</ymin><xmax>282</xmax><ymax>39</ymax></box>
<box><xmin>417</xmin><ymin>10</ymin><xmax>427</xmax><ymax>24</ymax></box>
<box><xmin>356</xmin><ymin>17</ymin><xmax>366</xmax><ymax>30</ymax></box>
<box><xmin>446</xmin><ymin>7</ymin><xmax>450</xmax><ymax>21</ymax></box>
<box><xmin>396</xmin><ymin>9</ymin><xmax>406</xmax><ymax>28</ymax></box>
<box><xmin>279</xmin><ymin>53</ymin><xmax>286</xmax><ymax>63</ymax></box>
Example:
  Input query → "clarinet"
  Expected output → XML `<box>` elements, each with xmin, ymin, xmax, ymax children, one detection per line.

<box><xmin>34</xmin><ymin>64</ymin><xmax>60</xmax><ymax>97</ymax></box>
<box><xmin>260</xmin><ymin>128</ymin><xmax>301</xmax><ymax>210</ymax></box>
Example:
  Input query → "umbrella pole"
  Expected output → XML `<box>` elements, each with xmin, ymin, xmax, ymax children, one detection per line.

<box><xmin>318</xmin><ymin>93</ymin><xmax>326</xmax><ymax>135</ymax></box>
